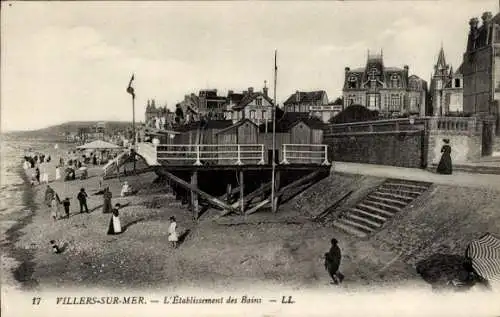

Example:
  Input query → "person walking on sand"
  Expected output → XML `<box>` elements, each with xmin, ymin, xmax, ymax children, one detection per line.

<box><xmin>107</xmin><ymin>203</ymin><xmax>122</xmax><ymax>235</ymax></box>
<box><xmin>62</xmin><ymin>198</ymin><xmax>71</xmax><ymax>218</ymax></box>
<box><xmin>168</xmin><ymin>216</ymin><xmax>179</xmax><ymax>248</ymax></box>
<box><xmin>102</xmin><ymin>187</ymin><xmax>112</xmax><ymax>214</ymax></box>
<box><xmin>35</xmin><ymin>167</ymin><xmax>41</xmax><ymax>184</ymax></box>
<box><xmin>324</xmin><ymin>238</ymin><xmax>344</xmax><ymax>285</ymax></box>
<box><xmin>55</xmin><ymin>165</ymin><xmax>61</xmax><ymax>181</ymax></box>
<box><xmin>77</xmin><ymin>188</ymin><xmax>89</xmax><ymax>213</ymax></box>
<box><xmin>437</xmin><ymin>139</ymin><xmax>452</xmax><ymax>175</ymax></box>
<box><xmin>50</xmin><ymin>197</ymin><xmax>60</xmax><ymax>220</ymax></box>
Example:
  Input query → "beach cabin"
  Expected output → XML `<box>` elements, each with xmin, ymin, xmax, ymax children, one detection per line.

<box><xmin>215</xmin><ymin>119</ymin><xmax>260</xmax><ymax>165</ymax></box>
<box><xmin>258</xmin><ymin>112</ymin><xmax>325</xmax><ymax>164</ymax></box>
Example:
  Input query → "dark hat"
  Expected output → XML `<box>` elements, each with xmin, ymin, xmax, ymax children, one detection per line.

<box><xmin>115</xmin><ymin>203</ymin><xmax>121</xmax><ymax>207</ymax></box>
<box><xmin>443</xmin><ymin>139</ymin><xmax>450</xmax><ymax>143</ymax></box>
<box><xmin>331</xmin><ymin>238</ymin><xmax>338</xmax><ymax>245</ymax></box>
<box><xmin>80</xmin><ymin>188</ymin><xmax>85</xmax><ymax>191</ymax></box>
<box><xmin>169</xmin><ymin>216</ymin><xmax>176</xmax><ymax>221</ymax></box>
<box><xmin>50</xmin><ymin>240</ymin><xmax>56</xmax><ymax>244</ymax></box>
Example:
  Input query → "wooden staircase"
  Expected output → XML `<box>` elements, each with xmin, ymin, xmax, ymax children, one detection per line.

<box><xmin>333</xmin><ymin>179</ymin><xmax>433</xmax><ymax>238</ymax></box>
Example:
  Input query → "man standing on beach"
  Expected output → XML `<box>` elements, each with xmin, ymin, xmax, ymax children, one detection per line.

<box><xmin>77</xmin><ymin>188</ymin><xmax>89</xmax><ymax>213</ymax></box>
<box><xmin>63</xmin><ymin>198</ymin><xmax>71</xmax><ymax>218</ymax></box>
<box><xmin>324</xmin><ymin>238</ymin><xmax>344</xmax><ymax>285</ymax></box>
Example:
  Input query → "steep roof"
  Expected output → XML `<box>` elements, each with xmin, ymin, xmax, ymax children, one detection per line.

<box><xmin>436</xmin><ymin>46</ymin><xmax>447</xmax><ymax>68</ymax></box>
<box><xmin>215</xmin><ymin>119</ymin><xmax>257</xmax><ymax>134</ymax></box>
<box><xmin>258</xmin><ymin>111</ymin><xmax>325</xmax><ymax>133</ymax></box>
<box><xmin>283</xmin><ymin>91</ymin><xmax>327</xmax><ymax>105</ymax></box>
<box><xmin>231</xmin><ymin>92</ymin><xmax>274</xmax><ymax>110</ymax></box>
<box><xmin>173</xmin><ymin>119</ymin><xmax>233</xmax><ymax>132</ymax></box>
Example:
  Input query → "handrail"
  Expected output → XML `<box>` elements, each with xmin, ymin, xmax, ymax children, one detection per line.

<box><xmin>281</xmin><ymin>144</ymin><xmax>329</xmax><ymax>165</ymax></box>
<box><xmin>155</xmin><ymin>144</ymin><xmax>265</xmax><ymax>166</ymax></box>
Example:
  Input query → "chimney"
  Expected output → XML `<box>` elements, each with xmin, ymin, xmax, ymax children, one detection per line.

<box><xmin>248</xmin><ymin>87</ymin><xmax>254</xmax><ymax>94</ymax></box>
<box><xmin>263</xmin><ymin>80</ymin><xmax>268</xmax><ymax>97</ymax></box>
<box><xmin>482</xmin><ymin>11</ymin><xmax>493</xmax><ymax>25</ymax></box>
<box><xmin>295</xmin><ymin>90</ymin><xmax>300</xmax><ymax>103</ymax></box>
<box><xmin>228</xmin><ymin>90</ymin><xmax>234</xmax><ymax>95</ymax></box>
<box><xmin>345</xmin><ymin>67</ymin><xmax>350</xmax><ymax>73</ymax></box>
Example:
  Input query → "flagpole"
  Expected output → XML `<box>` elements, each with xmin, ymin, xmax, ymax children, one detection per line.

<box><xmin>271</xmin><ymin>50</ymin><xmax>277</xmax><ymax>213</ymax></box>
<box><xmin>132</xmin><ymin>96</ymin><xmax>136</xmax><ymax>145</ymax></box>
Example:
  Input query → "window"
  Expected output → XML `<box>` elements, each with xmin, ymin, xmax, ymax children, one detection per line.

<box><xmin>391</xmin><ymin>74</ymin><xmax>400</xmax><ymax>88</ymax></box>
<box><xmin>409</xmin><ymin>97</ymin><xmax>417</xmax><ymax>112</ymax></box>
<box><xmin>348</xmin><ymin>76</ymin><xmax>357</xmax><ymax>88</ymax></box>
<box><xmin>250</xmin><ymin>110</ymin><xmax>256</xmax><ymax>119</ymax></box>
<box><xmin>255</xmin><ymin>98</ymin><xmax>262</xmax><ymax>106</ymax></box>
<box><xmin>409</xmin><ymin>80</ymin><xmax>419</xmax><ymax>90</ymax></box>
<box><xmin>367</xmin><ymin>94</ymin><xmax>378</xmax><ymax>109</ymax></box>
<box><xmin>368</xmin><ymin>68</ymin><xmax>379</xmax><ymax>80</ymax></box>
<box><xmin>262</xmin><ymin>110</ymin><xmax>266</xmax><ymax>120</ymax></box>
<box><xmin>454</xmin><ymin>78</ymin><xmax>461</xmax><ymax>88</ymax></box>
<box><xmin>390</xmin><ymin>94</ymin><xmax>400</xmax><ymax>111</ymax></box>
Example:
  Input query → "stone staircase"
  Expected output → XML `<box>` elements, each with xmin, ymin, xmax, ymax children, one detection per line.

<box><xmin>333</xmin><ymin>179</ymin><xmax>433</xmax><ymax>238</ymax></box>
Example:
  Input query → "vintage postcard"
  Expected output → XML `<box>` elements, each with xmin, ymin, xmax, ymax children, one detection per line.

<box><xmin>1</xmin><ymin>0</ymin><xmax>500</xmax><ymax>316</ymax></box>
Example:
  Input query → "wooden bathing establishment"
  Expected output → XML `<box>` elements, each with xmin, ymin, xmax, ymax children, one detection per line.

<box><xmin>136</xmin><ymin>115</ymin><xmax>330</xmax><ymax>219</ymax></box>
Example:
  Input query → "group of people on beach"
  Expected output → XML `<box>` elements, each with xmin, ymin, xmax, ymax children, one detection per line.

<box><xmin>46</xmin><ymin>186</ymin><xmax>90</xmax><ymax>220</ymax></box>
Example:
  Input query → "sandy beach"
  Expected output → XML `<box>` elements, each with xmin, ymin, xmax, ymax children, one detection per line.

<box><xmin>1</xmin><ymin>144</ymin><xmax>429</xmax><ymax>293</ymax></box>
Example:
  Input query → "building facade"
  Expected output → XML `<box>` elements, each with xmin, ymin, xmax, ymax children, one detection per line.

<box><xmin>224</xmin><ymin>85</ymin><xmax>275</xmax><ymax>126</ymax></box>
<box><xmin>462</xmin><ymin>11</ymin><xmax>500</xmax><ymax>137</ymax></box>
<box><xmin>430</xmin><ymin>47</ymin><xmax>464</xmax><ymax>116</ymax></box>
<box><xmin>283</xmin><ymin>91</ymin><xmax>329</xmax><ymax>113</ymax></box>
<box><xmin>342</xmin><ymin>51</ymin><xmax>428</xmax><ymax>117</ymax></box>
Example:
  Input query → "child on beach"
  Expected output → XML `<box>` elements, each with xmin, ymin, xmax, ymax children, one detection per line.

<box><xmin>50</xmin><ymin>198</ymin><xmax>59</xmax><ymax>221</ymax></box>
<box><xmin>168</xmin><ymin>216</ymin><xmax>178</xmax><ymax>249</ymax></box>
<box><xmin>50</xmin><ymin>240</ymin><xmax>61</xmax><ymax>254</ymax></box>
<box><xmin>63</xmin><ymin>198</ymin><xmax>71</xmax><ymax>218</ymax></box>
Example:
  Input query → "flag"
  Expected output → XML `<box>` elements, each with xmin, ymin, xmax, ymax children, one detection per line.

<box><xmin>126</xmin><ymin>74</ymin><xmax>135</xmax><ymax>99</ymax></box>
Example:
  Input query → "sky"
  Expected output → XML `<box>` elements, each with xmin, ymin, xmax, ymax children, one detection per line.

<box><xmin>1</xmin><ymin>0</ymin><xmax>499</xmax><ymax>132</ymax></box>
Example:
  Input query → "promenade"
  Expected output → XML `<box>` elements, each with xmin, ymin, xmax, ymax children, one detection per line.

<box><xmin>332</xmin><ymin>162</ymin><xmax>500</xmax><ymax>191</ymax></box>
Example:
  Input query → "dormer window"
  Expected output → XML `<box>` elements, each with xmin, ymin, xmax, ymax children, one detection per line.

<box><xmin>409</xmin><ymin>79</ymin><xmax>418</xmax><ymax>90</ymax></box>
<box><xmin>255</xmin><ymin>97</ymin><xmax>262</xmax><ymax>106</ymax></box>
<box><xmin>368</xmin><ymin>67</ymin><xmax>379</xmax><ymax>80</ymax></box>
<box><xmin>348</xmin><ymin>75</ymin><xmax>357</xmax><ymax>88</ymax></box>
<box><xmin>454</xmin><ymin>78</ymin><xmax>461</xmax><ymax>88</ymax></box>
<box><xmin>391</xmin><ymin>74</ymin><xmax>400</xmax><ymax>88</ymax></box>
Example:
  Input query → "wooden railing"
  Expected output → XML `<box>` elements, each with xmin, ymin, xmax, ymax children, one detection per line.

<box><xmin>281</xmin><ymin>144</ymin><xmax>330</xmax><ymax>165</ymax></box>
<box><xmin>155</xmin><ymin>144</ymin><xmax>265</xmax><ymax>166</ymax></box>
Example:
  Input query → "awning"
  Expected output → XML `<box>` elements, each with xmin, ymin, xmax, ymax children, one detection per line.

<box><xmin>466</xmin><ymin>233</ymin><xmax>500</xmax><ymax>281</ymax></box>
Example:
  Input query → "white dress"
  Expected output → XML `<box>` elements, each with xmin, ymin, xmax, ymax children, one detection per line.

<box><xmin>120</xmin><ymin>184</ymin><xmax>129</xmax><ymax>197</ymax></box>
<box><xmin>113</xmin><ymin>215</ymin><xmax>122</xmax><ymax>233</ymax></box>
<box><xmin>55</xmin><ymin>167</ymin><xmax>61</xmax><ymax>180</ymax></box>
<box><xmin>168</xmin><ymin>222</ymin><xmax>178</xmax><ymax>242</ymax></box>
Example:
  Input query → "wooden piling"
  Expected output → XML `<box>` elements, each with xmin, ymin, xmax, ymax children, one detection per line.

<box><xmin>191</xmin><ymin>171</ymin><xmax>199</xmax><ymax>220</ymax></box>
<box><xmin>239</xmin><ymin>170</ymin><xmax>244</xmax><ymax>214</ymax></box>
<box><xmin>272</xmin><ymin>170</ymin><xmax>281</xmax><ymax>213</ymax></box>
<box><xmin>226</xmin><ymin>183</ymin><xmax>232</xmax><ymax>203</ymax></box>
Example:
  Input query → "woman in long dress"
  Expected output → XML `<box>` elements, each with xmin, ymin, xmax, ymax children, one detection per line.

<box><xmin>55</xmin><ymin>166</ymin><xmax>61</xmax><ymax>181</ymax></box>
<box><xmin>107</xmin><ymin>204</ymin><xmax>122</xmax><ymax>235</ymax></box>
<box><xmin>437</xmin><ymin>139</ymin><xmax>452</xmax><ymax>175</ymax></box>
<box><xmin>102</xmin><ymin>187</ymin><xmax>112</xmax><ymax>214</ymax></box>
<box><xmin>168</xmin><ymin>216</ymin><xmax>178</xmax><ymax>248</ymax></box>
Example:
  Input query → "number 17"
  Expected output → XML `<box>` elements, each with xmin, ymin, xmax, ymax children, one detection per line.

<box><xmin>32</xmin><ymin>297</ymin><xmax>41</xmax><ymax>305</ymax></box>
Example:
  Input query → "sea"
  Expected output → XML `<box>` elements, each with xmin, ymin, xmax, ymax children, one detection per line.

<box><xmin>0</xmin><ymin>135</ymin><xmax>70</xmax><ymax>288</ymax></box>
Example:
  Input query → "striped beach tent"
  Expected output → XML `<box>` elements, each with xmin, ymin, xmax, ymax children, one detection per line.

<box><xmin>466</xmin><ymin>233</ymin><xmax>500</xmax><ymax>281</ymax></box>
